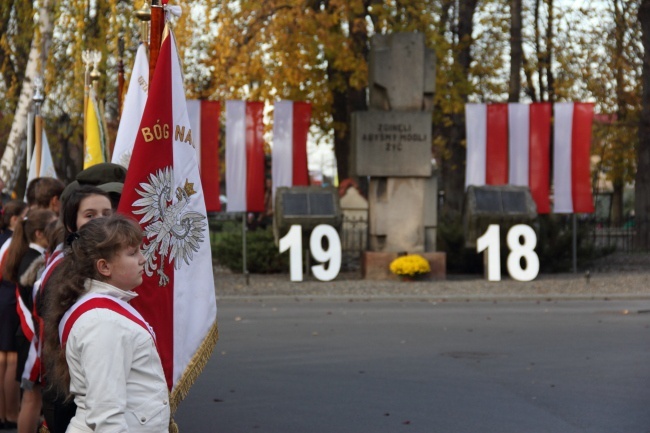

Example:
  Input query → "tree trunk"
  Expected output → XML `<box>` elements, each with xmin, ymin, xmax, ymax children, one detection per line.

<box><xmin>546</xmin><ymin>0</ymin><xmax>555</xmax><ymax>102</ymax></box>
<box><xmin>611</xmin><ymin>0</ymin><xmax>626</xmax><ymax>228</ymax></box>
<box><xmin>0</xmin><ymin>0</ymin><xmax>51</xmax><ymax>193</ymax></box>
<box><xmin>636</xmin><ymin>0</ymin><xmax>650</xmax><ymax>249</ymax></box>
<box><xmin>535</xmin><ymin>0</ymin><xmax>546</xmax><ymax>100</ymax></box>
<box><xmin>509</xmin><ymin>0</ymin><xmax>523</xmax><ymax>102</ymax></box>
<box><xmin>440</xmin><ymin>0</ymin><xmax>479</xmax><ymax>217</ymax></box>
<box><xmin>328</xmin><ymin>7</ymin><xmax>368</xmax><ymax>184</ymax></box>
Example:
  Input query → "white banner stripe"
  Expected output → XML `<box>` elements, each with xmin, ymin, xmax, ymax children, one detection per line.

<box><xmin>553</xmin><ymin>102</ymin><xmax>575</xmax><ymax>213</ymax></box>
<box><xmin>272</xmin><ymin>100</ymin><xmax>294</xmax><ymax>198</ymax></box>
<box><xmin>186</xmin><ymin>100</ymin><xmax>202</xmax><ymax>170</ymax></box>
<box><xmin>225</xmin><ymin>100</ymin><xmax>247</xmax><ymax>213</ymax></box>
<box><xmin>169</xmin><ymin>36</ymin><xmax>217</xmax><ymax>388</ymax></box>
<box><xmin>465</xmin><ymin>104</ymin><xmax>487</xmax><ymax>189</ymax></box>
<box><xmin>508</xmin><ymin>103</ymin><xmax>530</xmax><ymax>186</ymax></box>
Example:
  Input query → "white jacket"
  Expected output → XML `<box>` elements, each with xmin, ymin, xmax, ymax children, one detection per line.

<box><xmin>65</xmin><ymin>280</ymin><xmax>170</xmax><ymax>433</ymax></box>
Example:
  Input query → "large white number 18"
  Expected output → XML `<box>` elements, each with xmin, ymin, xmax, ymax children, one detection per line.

<box><xmin>279</xmin><ymin>224</ymin><xmax>342</xmax><ymax>282</ymax></box>
<box><xmin>477</xmin><ymin>224</ymin><xmax>539</xmax><ymax>282</ymax></box>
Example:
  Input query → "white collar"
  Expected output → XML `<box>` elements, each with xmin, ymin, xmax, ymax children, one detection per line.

<box><xmin>29</xmin><ymin>243</ymin><xmax>47</xmax><ymax>256</ymax></box>
<box><xmin>83</xmin><ymin>279</ymin><xmax>139</xmax><ymax>303</ymax></box>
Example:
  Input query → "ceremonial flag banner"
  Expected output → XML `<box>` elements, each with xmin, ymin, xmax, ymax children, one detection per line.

<box><xmin>225</xmin><ymin>100</ymin><xmax>265</xmax><ymax>212</ymax></box>
<box><xmin>272</xmin><ymin>100</ymin><xmax>311</xmax><ymax>193</ymax></box>
<box><xmin>117</xmin><ymin>28</ymin><xmax>218</xmax><ymax>409</ymax></box>
<box><xmin>553</xmin><ymin>102</ymin><xmax>595</xmax><ymax>213</ymax></box>
<box><xmin>112</xmin><ymin>43</ymin><xmax>149</xmax><ymax>168</ymax></box>
<box><xmin>27</xmin><ymin>129</ymin><xmax>57</xmax><ymax>184</ymax></box>
<box><xmin>84</xmin><ymin>88</ymin><xmax>106</xmax><ymax>169</ymax></box>
<box><xmin>465</xmin><ymin>102</ymin><xmax>591</xmax><ymax>214</ymax></box>
<box><xmin>186</xmin><ymin>100</ymin><xmax>221</xmax><ymax>212</ymax></box>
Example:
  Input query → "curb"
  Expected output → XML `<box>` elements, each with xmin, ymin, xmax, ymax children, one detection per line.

<box><xmin>216</xmin><ymin>293</ymin><xmax>650</xmax><ymax>302</ymax></box>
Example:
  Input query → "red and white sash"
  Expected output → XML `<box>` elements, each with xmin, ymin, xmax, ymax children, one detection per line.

<box><xmin>16</xmin><ymin>287</ymin><xmax>35</xmax><ymax>341</ymax></box>
<box><xmin>40</xmin><ymin>245</ymin><xmax>64</xmax><ymax>291</ymax></box>
<box><xmin>59</xmin><ymin>294</ymin><xmax>156</xmax><ymax>347</ymax></box>
<box><xmin>22</xmin><ymin>245</ymin><xmax>65</xmax><ymax>384</ymax></box>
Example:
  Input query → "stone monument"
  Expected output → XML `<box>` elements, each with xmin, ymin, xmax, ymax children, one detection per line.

<box><xmin>353</xmin><ymin>33</ymin><xmax>445</xmax><ymax>280</ymax></box>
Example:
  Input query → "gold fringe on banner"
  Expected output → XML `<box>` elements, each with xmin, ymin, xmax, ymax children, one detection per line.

<box><xmin>169</xmin><ymin>417</ymin><xmax>179</xmax><ymax>433</ymax></box>
<box><xmin>170</xmin><ymin>320</ymin><xmax>219</xmax><ymax>414</ymax></box>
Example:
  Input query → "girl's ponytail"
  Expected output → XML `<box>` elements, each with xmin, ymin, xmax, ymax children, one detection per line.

<box><xmin>3</xmin><ymin>209</ymin><xmax>55</xmax><ymax>283</ymax></box>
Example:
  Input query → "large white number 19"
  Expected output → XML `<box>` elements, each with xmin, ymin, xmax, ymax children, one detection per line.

<box><xmin>279</xmin><ymin>224</ymin><xmax>342</xmax><ymax>282</ymax></box>
<box><xmin>477</xmin><ymin>224</ymin><xmax>539</xmax><ymax>282</ymax></box>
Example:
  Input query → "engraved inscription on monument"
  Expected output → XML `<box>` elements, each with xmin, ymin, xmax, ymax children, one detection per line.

<box><xmin>353</xmin><ymin>111</ymin><xmax>432</xmax><ymax>177</ymax></box>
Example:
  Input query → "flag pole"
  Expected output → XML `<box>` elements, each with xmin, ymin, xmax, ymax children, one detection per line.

<box><xmin>572</xmin><ymin>214</ymin><xmax>577</xmax><ymax>273</ymax></box>
<box><xmin>117</xmin><ymin>37</ymin><xmax>125</xmax><ymax>118</ymax></box>
<box><xmin>82</xmin><ymin>51</ymin><xmax>92</xmax><ymax>147</ymax></box>
<box><xmin>135</xmin><ymin>0</ymin><xmax>152</xmax><ymax>49</ymax></box>
<box><xmin>148</xmin><ymin>0</ymin><xmax>164</xmax><ymax>86</ymax></box>
<box><xmin>32</xmin><ymin>77</ymin><xmax>45</xmax><ymax>177</ymax></box>
<box><xmin>242</xmin><ymin>213</ymin><xmax>249</xmax><ymax>285</ymax></box>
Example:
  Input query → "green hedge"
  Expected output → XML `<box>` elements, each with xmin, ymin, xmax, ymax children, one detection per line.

<box><xmin>210</xmin><ymin>221</ymin><xmax>289</xmax><ymax>273</ymax></box>
<box><xmin>437</xmin><ymin>214</ymin><xmax>612</xmax><ymax>274</ymax></box>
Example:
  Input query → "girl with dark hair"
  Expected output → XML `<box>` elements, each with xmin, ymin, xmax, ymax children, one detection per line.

<box><xmin>61</xmin><ymin>186</ymin><xmax>112</xmax><ymax>239</ymax></box>
<box><xmin>43</xmin><ymin>215</ymin><xmax>169</xmax><ymax>433</ymax></box>
<box><xmin>37</xmin><ymin>185</ymin><xmax>112</xmax><ymax>433</ymax></box>
<box><xmin>0</xmin><ymin>200</ymin><xmax>27</xmax><ymax>430</ymax></box>
<box><xmin>3</xmin><ymin>209</ymin><xmax>56</xmax><ymax>433</ymax></box>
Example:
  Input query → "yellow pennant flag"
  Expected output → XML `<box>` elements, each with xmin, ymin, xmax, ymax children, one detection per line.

<box><xmin>84</xmin><ymin>89</ymin><xmax>105</xmax><ymax>169</ymax></box>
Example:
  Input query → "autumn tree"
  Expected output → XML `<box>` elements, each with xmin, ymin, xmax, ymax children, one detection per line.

<box><xmin>552</xmin><ymin>1</ymin><xmax>641</xmax><ymax>225</ymax></box>
<box><xmin>0</xmin><ymin>0</ymin><xmax>34</xmax><ymax>136</ymax></box>
<box><xmin>189</xmin><ymin>0</ymin><xmax>442</xmax><ymax>183</ymax></box>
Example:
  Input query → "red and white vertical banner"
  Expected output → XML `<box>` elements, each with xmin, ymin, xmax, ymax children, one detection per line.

<box><xmin>225</xmin><ymin>100</ymin><xmax>265</xmax><ymax>212</ymax></box>
<box><xmin>508</xmin><ymin>103</ymin><xmax>552</xmax><ymax>213</ymax></box>
<box><xmin>117</xmin><ymin>28</ymin><xmax>217</xmax><ymax>407</ymax></box>
<box><xmin>553</xmin><ymin>102</ymin><xmax>595</xmax><ymax>213</ymax></box>
<box><xmin>187</xmin><ymin>100</ymin><xmax>221</xmax><ymax>212</ymax></box>
<box><xmin>465</xmin><ymin>102</ymin><xmax>553</xmax><ymax>213</ymax></box>
<box><xmin>272</xmin><ymin>100</ymin><xmax>311</xmax><ymax>194</ymax></box>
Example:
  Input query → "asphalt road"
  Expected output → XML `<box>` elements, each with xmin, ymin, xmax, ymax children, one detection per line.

<box><xmin>174</xmin><ymin>298</ymin><xmax>650</xmax><ymax>433</ymax></box>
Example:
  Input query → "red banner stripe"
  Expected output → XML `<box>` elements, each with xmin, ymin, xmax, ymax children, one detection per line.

<box><xmin>571</xmin><ymin>103</ymin><xmax>595</xmax><ymax>213</ymax></box>
<box><xmin>486</xmin><ymin>103</ymin><xmax>509</xmax><ymax>185</ymax></box>
<box><xmin>245</xmin><ymin>102</ymin><xmax>265</xmax><ymax>212</ymax></box>
<box><xmin>200</xmin><ymin>101</ymin><xmax>221</xmax><ymax>212</ymax></box>
<box><xmin>528</xmin><ymin>103</ymin><xmax>552</xmax><ymax>214</ymax></box>
<box><xmin>291</xmin><ymin>102</ymin><xmax>311</xmax><ymax>186</ymax></box>
<box><xmin>119</xmin><ymin>34</ymin><xmax>175</xmax><ymax>390</ymax></box>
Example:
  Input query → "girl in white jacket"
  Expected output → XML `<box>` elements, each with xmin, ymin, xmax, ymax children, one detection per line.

<box><xmin>43</xmin><ymin>215</ymin><xmax>170</xmax><ymax>433</ymax></box>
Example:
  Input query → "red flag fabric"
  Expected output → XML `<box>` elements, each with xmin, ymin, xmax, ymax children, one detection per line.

<box><xmin>187</xmin><ymin>100</ymin><xmax>221</xmax><ymax>212</ymax></box>
<box><xmin>225</xmin><ymin>101</ymin><xmax>265</xmax><ymax>212</ymax></box>
<box><xmin>485</xmin><ymin>103</ymin><xmax>509</xmax><ymax>185</ymax></box>
<box><xmin>466</xmin><ymin>103</ymin><xmax>551</xmax><ymax>212</ymax></box>
<box><xmin>117</xmin><ymin>28</ymin><xmax>218</xmax><ymax>407</ymax></box>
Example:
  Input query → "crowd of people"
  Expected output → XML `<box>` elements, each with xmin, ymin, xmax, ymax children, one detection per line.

<box><xmin>0</xmin><ymin>163</ymin><xmax>170</xmax><ymax>433</ymax></box>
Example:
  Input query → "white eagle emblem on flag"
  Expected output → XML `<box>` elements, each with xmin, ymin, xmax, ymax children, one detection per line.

<box><xmin>132</xmin><ymin>166</ymin><xmax>207</xmax><ymax>286</ymax></box>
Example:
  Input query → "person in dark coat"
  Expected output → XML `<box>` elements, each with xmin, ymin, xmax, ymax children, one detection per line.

<box><xmin>0</xmin><ymin>200</ymin><xmax>28</xmax><ymax>430</ymax></box>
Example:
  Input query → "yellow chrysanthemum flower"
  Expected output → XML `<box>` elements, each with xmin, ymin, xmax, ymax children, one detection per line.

<box><xmin>389</xmin><ymin>254</ymin><xmax>431</xmax><ymax>277</ymax></box>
